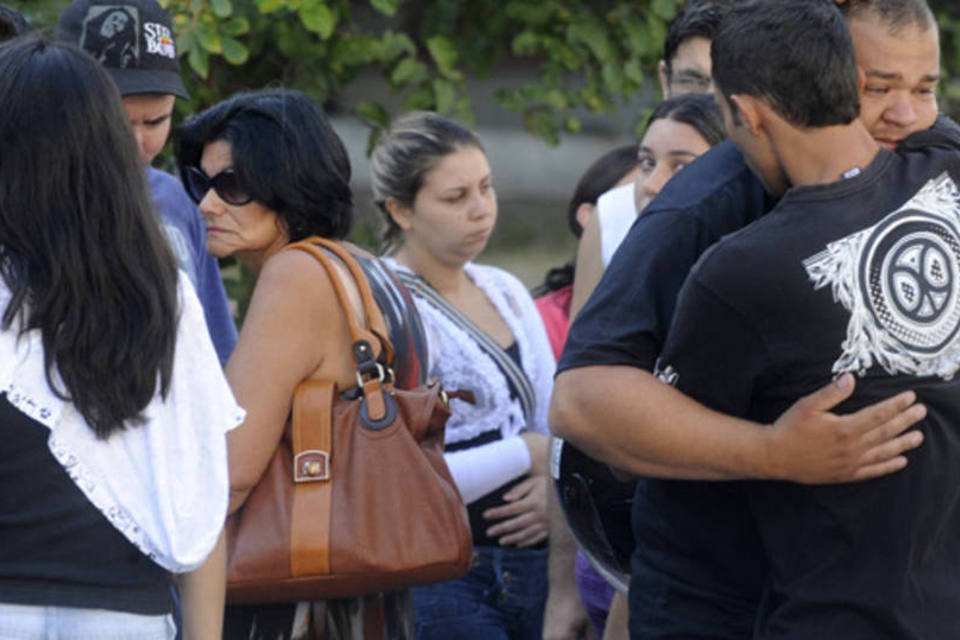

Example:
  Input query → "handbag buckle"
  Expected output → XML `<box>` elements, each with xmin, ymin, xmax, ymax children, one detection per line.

<box><xmin>293</xmin><ymin>450</ymin><xmax>330</xmax><ymax>483</ymax></box>
<box><xmin>355</xmin><ymin>362</ymin><xmax>387</xmax><ymax>389</ymax></box>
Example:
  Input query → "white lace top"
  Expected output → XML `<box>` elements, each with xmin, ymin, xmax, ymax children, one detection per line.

<box><xmin>384</xmin><ymin>259</ymin><xmax>555</xmax><ymax>503</ymax></box>
<box><xmin>0</xmin><ymin>274</ymin><xmax>244</xmax><ymax>573</ymax></box>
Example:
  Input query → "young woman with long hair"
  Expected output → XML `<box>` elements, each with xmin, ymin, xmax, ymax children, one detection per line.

<box><xmin>0</xmin><ymin>36</ymin><xmax>240</xmax><ymax>639</ymax></box>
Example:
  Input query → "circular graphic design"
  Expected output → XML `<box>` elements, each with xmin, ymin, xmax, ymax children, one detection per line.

<box><xmin>859</xmin><ymin>208</ymin><xmax>960</xmax><ymax>355</ymax></box>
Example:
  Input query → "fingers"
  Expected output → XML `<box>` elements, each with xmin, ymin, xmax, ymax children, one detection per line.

<box><xmin>498</xmin><ymin>521</ymin><xmax>548</xmax><ymax>547</ymax></box>
<box><xmin>483</xmin><ymin>499</ymin><xmax>528</xmax><ymax>522</ymax></box>
<box><xmin>858</xmin><ymin>428</ymin><xmax>924</xmax><ymax>467</ymax></box>
<box><xmin>486</xmin><ymin>510</ymin><xmax>537</xmax><ymax>539</ymax></box>
<box><xmin>857</xmin><ymin>402</ymin><xmax>926</xmax><ymax>448</ymax></box>
<box><xmin>852</xmin><ymin>456</ymin><xmax>909</xmax><ymax>481</ymax></box>
<box><xmin>800</xmin><ymin>373</ymin><xmax>857</xmax><ymax>412</ymax></box>
<box><xmin>844</xmin><ymin>391</ymin><xmax>922</xmax><ymax>437</ymax></box>
<box><xmin>501</xmin><ymin>476</ymin><xmax>538</xmax><ymax>502</ymax></box>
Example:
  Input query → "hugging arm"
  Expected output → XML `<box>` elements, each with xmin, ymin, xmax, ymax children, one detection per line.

<box><xmin>552</xmin><ymin>276</ymin><xmax>925</xmax><ymax>484</ymax></box>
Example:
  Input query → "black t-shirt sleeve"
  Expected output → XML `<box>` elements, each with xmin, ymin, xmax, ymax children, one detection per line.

<box><xmin>656</xmin><ymin>272</ymin><xmax>767</xmax><ymax>417</ymax></box>
<box><xmin>558</xmin><ymin>211</ymin><xmax>711</xmax><ymax>373</ymax></box>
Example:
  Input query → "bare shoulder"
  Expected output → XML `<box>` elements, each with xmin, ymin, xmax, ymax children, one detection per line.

<box><xmin>242</xmin><ymin>243</ymin><xmax>363</xmax><ymax>385</ymax></box>
<box><xmin>257</xmin><ymin>247</ymin><xmax>335</xmax><ymax>297</ymax></box>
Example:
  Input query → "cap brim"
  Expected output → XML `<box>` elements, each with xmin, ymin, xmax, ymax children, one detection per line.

<box><xmin>109</xmin><ymin>67</ymin><xmax>189</xmax><ymax>100</ymax></box>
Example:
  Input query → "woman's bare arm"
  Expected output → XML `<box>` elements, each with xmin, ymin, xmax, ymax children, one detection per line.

<box><xmin>225</xmin><ymin>250</ymin><xmax>356</xmax><ymax>512</ymax></box>
<box><xmin>570</xmin><ymin>212</ymin><xmax>605</xmax><ymax>320</ymax></box>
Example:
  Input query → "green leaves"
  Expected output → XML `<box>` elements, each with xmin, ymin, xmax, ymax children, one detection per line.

<box><xmin>300</xmin><ymin>0</ymin><xmax>337</xmax><ymax>39</ymax></box>
<box><xmin>161</xmin><ymin>0</ymin><xmax>686</xmax><ymax>144</ymax></box>
<box><xmin>221</xmin><ymin>37</ymin><xmax>249</xmax><ymax>64</ymax></box>
<box><xmin>209</xmin><ymin>0</ymin><xmax>232</xmax><ymax>18</ymax></box>
<box><xmin>426</xmin><ymin>36</ymin><xmax>462</xmax><ymax>80</ymax></box>
<box><xmin>370</xmin><ymin>0</ymin><xmax>400</xmax><ymax>16</ymax></box>
<box><xmin>391</xmin><ymin>57</ymin><xmax>428</xmax><ymax>87</ymax></box>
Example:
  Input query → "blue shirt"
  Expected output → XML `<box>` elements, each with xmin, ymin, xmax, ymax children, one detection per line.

<box><xmin>148</xmin><ymin>167</ymin><xmax>237</xmax><ymax>365</ymax></box>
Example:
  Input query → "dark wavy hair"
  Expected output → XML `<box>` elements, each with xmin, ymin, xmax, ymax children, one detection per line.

<box><xmin>176</xmin><ymin>88</ymin><xmax>353</xmax><ymax>242</ymax></box>
<box><xmin>0</xmin><ymin>36</ymin><xmax>179</xmax><ymax>438</ymax></box>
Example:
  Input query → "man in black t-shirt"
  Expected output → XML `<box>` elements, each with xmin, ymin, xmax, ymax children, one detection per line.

<box><xmin>655</xmin><ymin>0</ymin><xmax>960</xmax><ymax>637</ymax></box>
<box><xmin>550</xmin><ymin>0</ymin><xmax>946</xmax><ymax>637</ymax></box>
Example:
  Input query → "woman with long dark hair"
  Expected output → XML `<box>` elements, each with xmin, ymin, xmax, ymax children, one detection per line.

<box><xmin>0</xmin><ymin>37</ymin><xmax>240</xmax><ymax>639</ymax></box>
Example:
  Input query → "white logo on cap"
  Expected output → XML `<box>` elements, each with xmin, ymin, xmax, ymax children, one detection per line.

<box><xmin>144</xmin><ymin>22</ymin><xmax>176</xmax><ymax>59</ymax></box>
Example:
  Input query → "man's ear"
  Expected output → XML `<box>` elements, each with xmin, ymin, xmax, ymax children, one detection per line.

<box><xmin>384</xmin><ymin>197</ymin><xmax>414</xmax><ymax>231</ymax></box>
<box><xmin>658</xmin><ymin>60</ymin><xmax>670</xmax><ymax>97</ymax></box>
<box><xmin>729</xmin><ymin>94</ymin><xmax>764</xmax><ymax>136</ymax></box>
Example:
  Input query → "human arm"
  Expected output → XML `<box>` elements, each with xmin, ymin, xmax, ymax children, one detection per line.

<box><xmin>556</xmin><ymin>192</ymin><xmax>924</xmax><ymax>484</ymax></box>
<box><xmin>601</xmin><ymin>592</ymin><xmax>628</xmax><ymax>640</ymax></box>
<box><xmin>224</xmin><ymin>250</ymin><xmax>348</xmax><ymax>512</ymax></box>
<box><xmin>553</xmin><ymin>363</ymin><xmax>923</xmax><ymax>482</ymax></box>
<box><xmin>570</xmin><ymin>212</ymin><xmax>605</xmax><ymax>319</ymax></box>
<box><xmin>178</xmin><ymin>531</ymin><xmax>226</xmax><ymax>640</ymax></box>
<box><xmin>553</xmin><ymin>271</ymin><xmax>926</xmax><ymax>483</ymax></box>
<box><xmin>445</xmin><ymin>435</ymin><xmax>533</xmax><ymax>504</ymax></box>
<box><xmin>541</xmin><ymin>445</ymin><xmax>591</xmax><ymax>640</ymax></box>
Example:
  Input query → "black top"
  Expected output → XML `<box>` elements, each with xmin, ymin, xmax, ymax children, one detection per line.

<box><xmin>0</xmin><ymin>395</ymin><xmax>173</xmax><ymax>615</ymax></box>
<box><xmin>658</xmin><ymin>140</ymin><xmax>960</xmax><ymax>638</ymax></box>
<box><xmin>558</xmin><ymin>141</ymin><xmax>776</xmax><ymax>638</ymax></box>
<box><xmin>559</xmin><ymin>140</ymin><xmax>776</xmax><ymax>374</ymax></box>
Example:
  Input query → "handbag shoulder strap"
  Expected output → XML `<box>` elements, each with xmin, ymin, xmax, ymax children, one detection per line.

<box><xmin>285</xmin><ymin>237</ymin><xmax>396</xmax><ymax>367</ymax></box>
<box><xmin>284</xmin><ymin>237</ymin><xmax>396</xmax><ymax>424</ymax></box>
<box><xmin>395</xmin><ymin>270</ymin><xmax>536</xmax><ymax>426</ymax></box>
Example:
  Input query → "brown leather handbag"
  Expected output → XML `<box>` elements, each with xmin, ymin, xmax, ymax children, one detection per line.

<box><xmin>225</xmin><ymin>237</ymin><xmax>473</xmax><ymax>603</ymax></box>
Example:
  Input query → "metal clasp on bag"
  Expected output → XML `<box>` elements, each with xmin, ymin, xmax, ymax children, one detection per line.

<box><xmin>355</xmin><ymin>362</ymin><xmax>388</xmax><ymax>390</ymax></box>
<box><xmin>293</xmin><ymin>450</ymin><xmax>330</xmax><ymax>483</ymax></box>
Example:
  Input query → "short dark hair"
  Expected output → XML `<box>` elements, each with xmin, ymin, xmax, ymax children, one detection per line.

<box><xmin>662</xmin><ymin>0</ymin><xmax>732</xmax><ymax>75</ymax></box>
<box><xmin>177</xmin><ymin>88</ymin><xmax>353</xmax><ymax>242</ymax></box>
<box><xmin>712</xmin><ymin>0</ymin><xmax>860</xmax><ymax>128</ymax></box>
<box><xmin>839</xmin><ymin>0</ymin><xmax>935</xmax><ymax>33</ymax></box>
<box><xmin>0</xmin><ymin>4</ymin><xmax>31</xmax><ymax>41</ymax></box>
<box><xmin>646</xmin><ymin>92</ymin><xmax>725</xmax><ymax>148</ymax></box>
<box><xmin>371</xmin><ymin>111</ymin><xmax>485</xmax><ymax>253</ymax></box>
<box><xmin>0</xmin><ymin>36</ymin><xmax>178</xmax><ymax>438</ymax></box>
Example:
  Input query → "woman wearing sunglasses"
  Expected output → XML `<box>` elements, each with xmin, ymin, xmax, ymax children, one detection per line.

<box><xmin>177</xmin><ymin>88</ymin><xmax>428</xmax><ymax>639</ymax></box>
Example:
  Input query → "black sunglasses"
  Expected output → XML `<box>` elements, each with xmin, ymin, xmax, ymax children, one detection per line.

<box><xmin>183</xmin><ymin>166</ymin><xmax>254</xmax><ymax>206</ymax></box>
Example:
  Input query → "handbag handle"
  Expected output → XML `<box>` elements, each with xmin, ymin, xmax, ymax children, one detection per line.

<box><xmin>284</xmin><ymin>237</ymin><xmax>397</xmax><ymax>425</ymax></box>
<box><xmin>286</xmin><ymin>238</ymin><xmax>395</xmax><ymax>362</ymax></box>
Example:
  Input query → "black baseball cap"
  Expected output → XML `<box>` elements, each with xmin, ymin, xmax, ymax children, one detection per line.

<box><xmin>56</xmin><ymin>0</ymin><xmax>188</xmax><ymax>99</ymax></box>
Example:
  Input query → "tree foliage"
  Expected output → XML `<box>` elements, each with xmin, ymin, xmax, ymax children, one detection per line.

<box><xmin>153</xmin><ymin>0</ymin><xmax>683</xmax><ymax>145</ymax></box>
<box><xmin>13</xmin><ymin>0</ymin><xmax>960</xmax><ymax>143</ymax></box>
